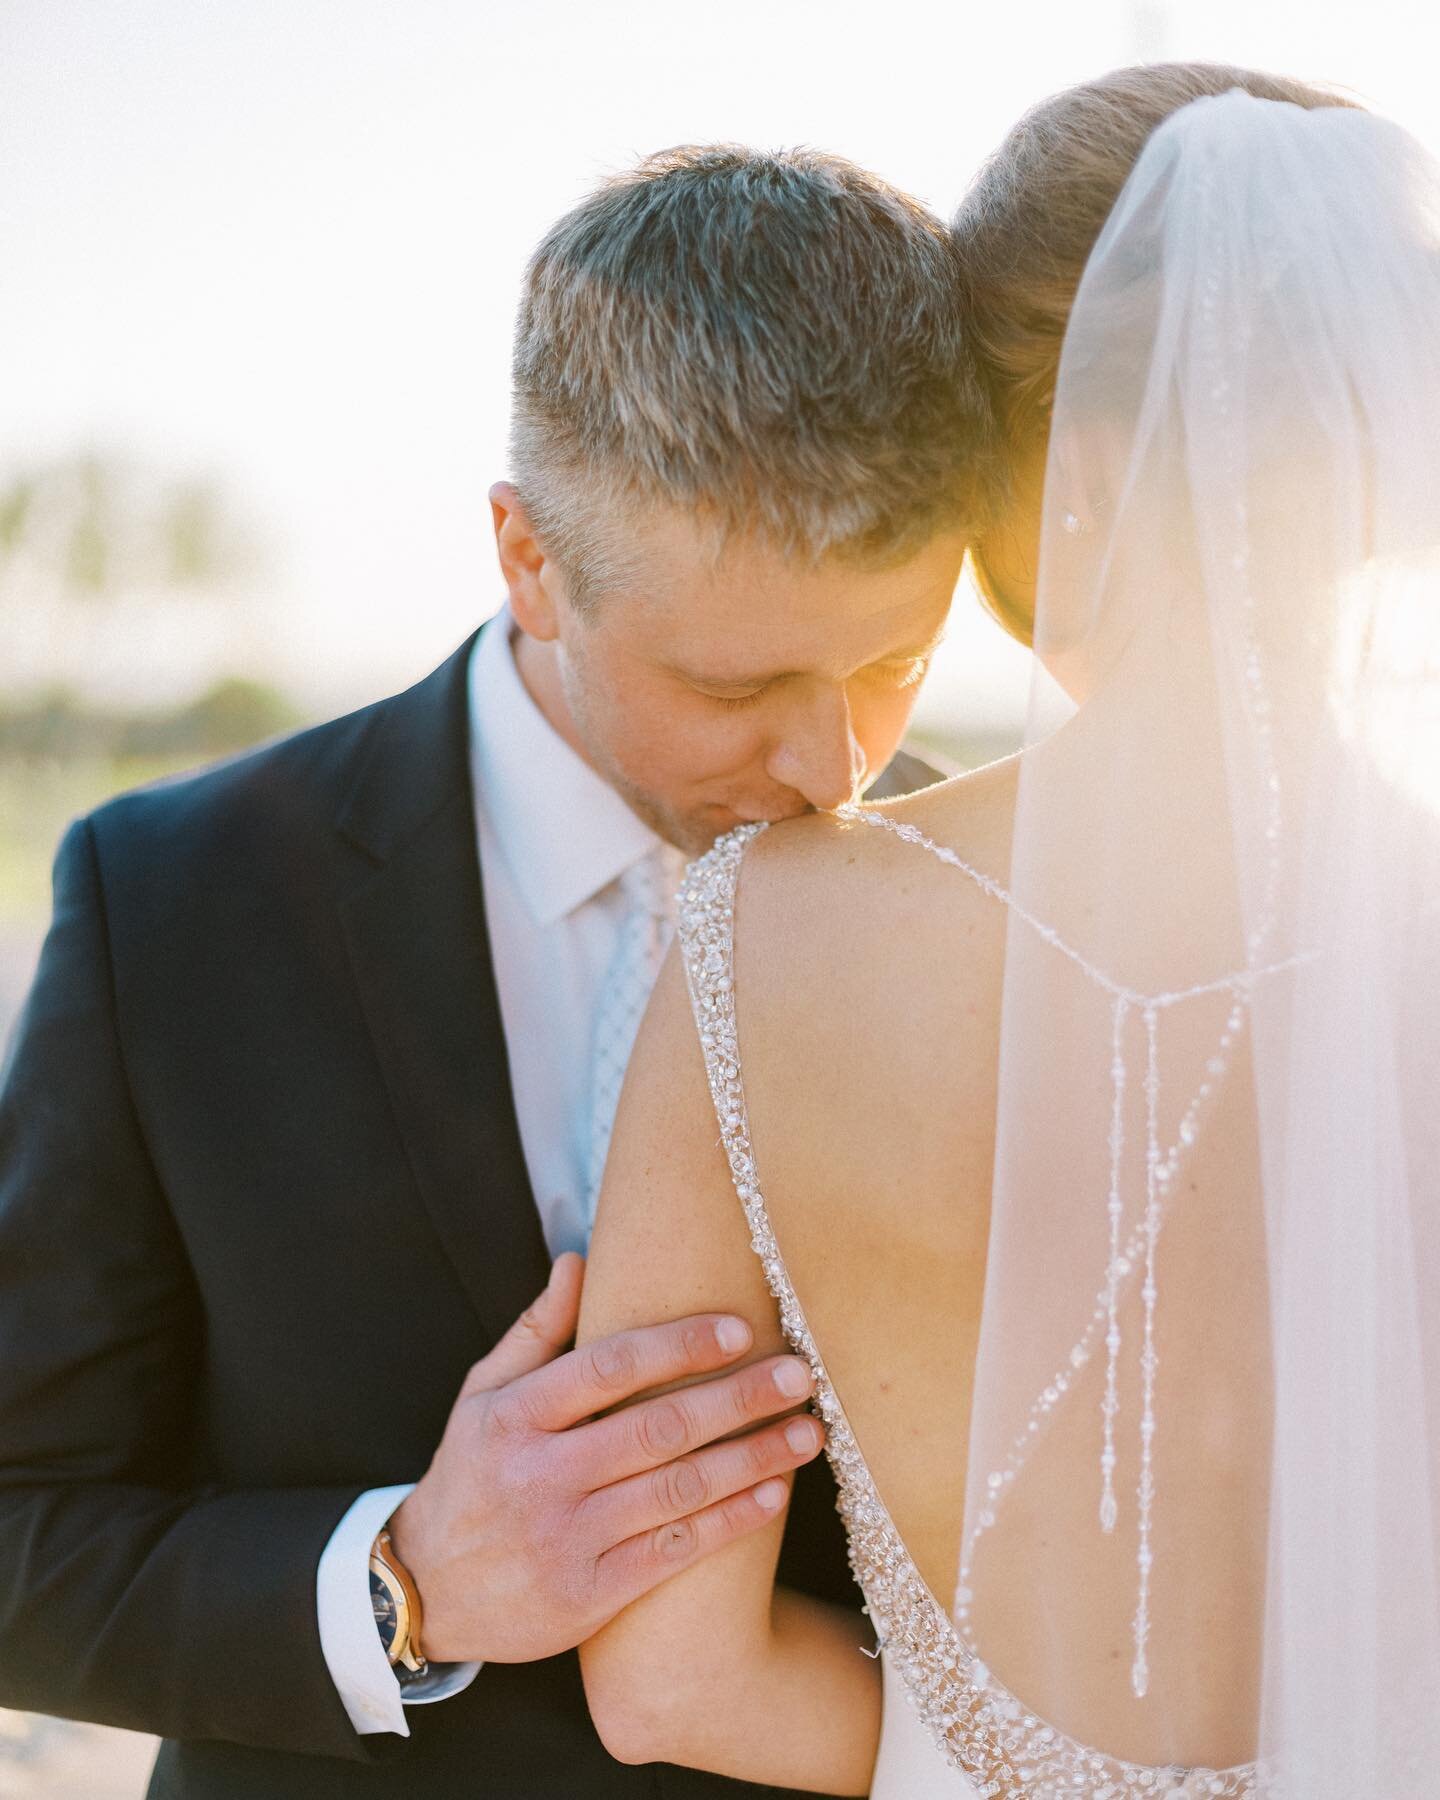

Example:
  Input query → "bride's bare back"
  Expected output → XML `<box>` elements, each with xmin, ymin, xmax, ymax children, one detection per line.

<box><xmin>731</xmin><ymin>773</ymin><xmax>1012</xmax><ymax>1606</ymax></box>
<box><xmin>730</xmin><ymin>767</ymin><xmax>1267</xmax><ymax>1773</ymax></box>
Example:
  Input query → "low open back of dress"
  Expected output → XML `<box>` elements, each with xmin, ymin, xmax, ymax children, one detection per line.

<box><xmin>677</xmin><ymin>821</ymin><xmax>1263</xmax><ymax>1800</ymax></box>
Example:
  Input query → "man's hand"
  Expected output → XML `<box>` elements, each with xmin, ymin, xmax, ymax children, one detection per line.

<box><xmin>389</xmin><ymin>1252</ymin><xmax>822</xmax><ymax>1664</ymax></box>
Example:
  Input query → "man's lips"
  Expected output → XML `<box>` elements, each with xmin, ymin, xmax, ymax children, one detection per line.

<box><xmin>709</xmin><ymin>801</ymin><xmax>813</xmax><ymax>828</ymax></box>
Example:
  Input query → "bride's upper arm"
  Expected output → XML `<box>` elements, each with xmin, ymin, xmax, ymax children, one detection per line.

<box><xmin>575</xmin><ymin>938</ymin><xmax>794</xmax><ymax>1763</ymax></box>
<box><xmin>578</xmin><ymin>940</ymin><xmax>786</xmax><ymax>1353</ymax></box>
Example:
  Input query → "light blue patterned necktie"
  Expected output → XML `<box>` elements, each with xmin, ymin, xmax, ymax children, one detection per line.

<box><xmin>584</xmin><ymin>847</ymin><xmax>678</xmax><ymax>1225</ymax></box>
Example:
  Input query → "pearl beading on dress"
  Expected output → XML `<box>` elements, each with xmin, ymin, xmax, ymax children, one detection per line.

<box><xmin>676</xmin><ymin>823</ymin><xmax>1264</xmax><ymax>1800</ymax></box>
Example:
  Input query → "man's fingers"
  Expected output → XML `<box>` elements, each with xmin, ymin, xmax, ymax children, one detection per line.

<box><xmin>591</xmin><ymin>1413</ymin><xmax>824</xmax><ymax>1542</ymax></box>
<box><xmin>513</xmin><ymin>1313</ymin><xmax>758</xmax><ymax>1432</ymax></box>
<box><xmin>569</xmin><ymin>1352</ymin><xmax>814</xmax><ymax>1483</ymax></box>
<box><xmin>596</xmin><ymin>1476</ymin><xmax>796</xmax><ymax>1611</ymax></box>
<box><xmin>461</xmin><ymin>1253</ymin><xmax>586</xmax><ymax>1398</ymax></box>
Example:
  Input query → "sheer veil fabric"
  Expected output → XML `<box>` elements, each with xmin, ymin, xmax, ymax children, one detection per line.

<box><xmin>954</xmin><ymin>92</ymin><xmax>1440</xmax><ymax>1791</ymax></box>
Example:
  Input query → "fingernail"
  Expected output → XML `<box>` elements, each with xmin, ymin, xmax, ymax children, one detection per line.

<box><xmin>786</xmin><ymin>1417</ymin><xmax>820</xmax><ymax>1454</ymax></box>
<box><xmin>773</xmin><ymin>1358</ymin><xmax>812</xmax><ymax>1398</ymax></box>
<box><xmin>755</xmin><ymin>1478</ymin><xmax>788</xmax><ymax>1511</ymax></box>
<box><xmin>715</xmin><ymin>1317</ymin><xmax>750</xmax><ymax>1354</ymax></box>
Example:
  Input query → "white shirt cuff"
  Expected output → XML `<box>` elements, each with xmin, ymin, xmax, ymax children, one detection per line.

<box><xmin>316</xmin><ymin>1483</ymin><xmax>483</xmax><ymax>1736</ymax></box>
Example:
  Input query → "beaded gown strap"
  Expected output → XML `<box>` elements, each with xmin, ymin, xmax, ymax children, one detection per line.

<box><xmin>675</xmin><ymin>821</ymin><xmax>1261</xmax><ymax>1800</ymax></box>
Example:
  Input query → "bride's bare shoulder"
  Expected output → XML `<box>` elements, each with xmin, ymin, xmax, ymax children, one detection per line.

<box><xmin>724</xmin><ymin>754</ymin><xmax>1014</xmax><ymax>1253</ymax></box>
<box><xmin>732</xmin><ymin>752</ymin><xmax>1019</xmax><ymax>1032</ymax></box>
<box><xmin>740</xmin><ymin>752</ymin><xmax>1019</xmax><ymax>930</ymax></box>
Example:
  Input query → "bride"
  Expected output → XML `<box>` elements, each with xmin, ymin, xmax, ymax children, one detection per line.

<box><xmin>576</xmin><ymin>62</ymin><xmax>1440</xmax><ymax>1797</ymax></box>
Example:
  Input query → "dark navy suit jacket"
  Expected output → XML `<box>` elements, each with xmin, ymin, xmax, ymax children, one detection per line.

<box><xmin>0</xmin><ymin>636</ymin><xmax>939</xmax><ymax>1798</ymax></box>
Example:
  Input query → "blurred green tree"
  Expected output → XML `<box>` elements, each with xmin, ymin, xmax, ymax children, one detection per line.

<box><xmin>0</xmin><ymin>453</ymin><xmax>300</xmax><ymax>760</ymax></box>
<box><xmin>0</xmin><ymin>680</ymin><xmax>304</xmax><ymax>760</ymax></box>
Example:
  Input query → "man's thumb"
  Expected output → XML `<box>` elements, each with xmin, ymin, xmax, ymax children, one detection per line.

<box><xmin>461</xmin><ymin>1252</ymin><xmax>585</xmax><ymax>1396</ymax></box>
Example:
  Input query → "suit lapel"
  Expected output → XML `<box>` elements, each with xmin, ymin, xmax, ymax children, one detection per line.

<box><xmin>336</xmin><ymin>635</ymin><xmax>551</xmax><ymax>1344</ymax></box>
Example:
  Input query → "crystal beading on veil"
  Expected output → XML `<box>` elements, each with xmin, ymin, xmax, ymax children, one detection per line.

<box><xmin>948</xmin><ymin>89</ymin><xmax>1440</xmax><ymax>1792</ymax></box>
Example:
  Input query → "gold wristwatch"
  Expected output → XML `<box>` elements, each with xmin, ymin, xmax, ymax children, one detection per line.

<box><xmin>368</xmin><ymin>1528</ymin><xmax>429</xmax><ymax>1678</ymax></box>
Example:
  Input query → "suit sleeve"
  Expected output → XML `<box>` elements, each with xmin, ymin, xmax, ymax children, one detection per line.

<box><xmin>0</xmin><ymin>818</ymin><xmax>383</xmax><ymax>1760</ymax></box>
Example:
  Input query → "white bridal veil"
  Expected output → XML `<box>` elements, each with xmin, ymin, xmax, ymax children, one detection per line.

<box><xmin>957</xmin><ymin>91</ymin><xmax>1440</xmax><ymax>1791</ymax></box>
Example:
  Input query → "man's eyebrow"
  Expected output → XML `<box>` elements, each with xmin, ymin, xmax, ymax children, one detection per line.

<box><xmin>669</xmin><ymin>629</ymin><xmax>948</xmax><ymax>690</ymax></box>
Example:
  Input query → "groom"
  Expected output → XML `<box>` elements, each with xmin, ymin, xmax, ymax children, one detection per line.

<box><xmin>0</xmin><ymin>146</ymin><xmax>989</xmax><ymax>1798</ymax></box>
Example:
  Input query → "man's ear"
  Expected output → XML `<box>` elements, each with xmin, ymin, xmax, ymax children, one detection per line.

<box><xmin>491</xmin><ymin>481</ymin><xmax>561</xmax><ymax>642</ymax></box>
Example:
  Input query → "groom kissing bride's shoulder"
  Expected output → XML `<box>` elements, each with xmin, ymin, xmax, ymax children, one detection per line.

<box><xmin>579</xmin><ymin>60</ymin><xmax>1440</xmax><ymax>1800</ymax></box>
<box><xmin>6</xmin><ymin>53</ymin><xmax>1440</xmax><ymax>1800</ymax></box>
<box><xmin>0</xmin><ymin>127</ymin><xmax>985</xmax><ymax>1800</ymax></box>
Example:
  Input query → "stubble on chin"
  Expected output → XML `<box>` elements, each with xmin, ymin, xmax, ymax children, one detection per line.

<box><xmin>554</xmin><ymin>672</ymin><xmax>701</xmax><ymax>858</ymax></box>
<box><xmin>592</xmin><ymin>756</ymin><xmax>718</xmax><ymax>858</ymax></box>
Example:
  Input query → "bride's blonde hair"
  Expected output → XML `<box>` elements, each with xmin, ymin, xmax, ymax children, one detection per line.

<box><xmin>954</xmin><ymin>62</ymin><xmax>1363</xmax><ymax>460</ymax></box>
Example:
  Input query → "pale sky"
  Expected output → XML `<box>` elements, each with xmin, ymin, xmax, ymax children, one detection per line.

<box><xmin>1</xmin><ymin>0</ymin><xmax>1433</xmax><ymax>732</ymax></box>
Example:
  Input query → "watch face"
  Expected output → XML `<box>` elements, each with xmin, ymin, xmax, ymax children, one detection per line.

<box><xmin>370</xmin><ymin>1569</ymin><xmax>399</xmax><ymax>1656</ymax></box>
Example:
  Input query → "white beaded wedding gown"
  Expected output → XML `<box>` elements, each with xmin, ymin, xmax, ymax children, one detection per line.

<box><xmin>677</xmin><ymin>825</ymin><xmax>1258</xmax><ymax>1800</ymax></box>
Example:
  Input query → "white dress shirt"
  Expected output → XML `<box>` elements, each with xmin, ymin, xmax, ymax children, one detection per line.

<box><xmin>316</xmin><ymin>610</ymin><xmax>681</xmax><ymax>1737</ymax></box>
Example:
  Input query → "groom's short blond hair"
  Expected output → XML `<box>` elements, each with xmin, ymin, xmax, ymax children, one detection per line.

<box><xmin>509</xmin><ymin>145</ymin><xmax>992</xmax><ymax>601</ymax></box>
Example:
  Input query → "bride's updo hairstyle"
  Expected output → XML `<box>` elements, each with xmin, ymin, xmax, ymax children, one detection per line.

<box><xmin>955</xmin><ymin>65</ymin><xmax>1363</xmax><ymax>645</ymax></box>
<box><xmin>954</xmin><ymin>62</ymin><xmax>1361</xmax><ymax>465</ymax></box>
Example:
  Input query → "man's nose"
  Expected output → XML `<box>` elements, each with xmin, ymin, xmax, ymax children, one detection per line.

<box><xmin>765</xmin><ymin>685</ymin><xmax>867</xmax><ymax>813</ymax></box>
